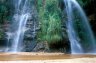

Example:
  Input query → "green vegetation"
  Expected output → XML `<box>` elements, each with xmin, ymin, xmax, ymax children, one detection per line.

<box><xmin>0</xmin><ymin>0</ymin><xmax>12</xmax><ymax>40</ymax></box>
<box><xmin>77</xmin><ymin>0</ymin><xmax>91</xmax><ymax>7</ymax></box>
<box><xmin>0</xmin><ymin>30</ymin><xmax>4</xmax><ymax>39</ymax></box>
<box><xmin>37</xmin><ymin>0</ymin><xmax>62</xmax><ymax>43</ymax></box>
<box><xmin>0</xmin><ymin>0</ymin><xmax>11</xmax><ymax>24</ymax></box>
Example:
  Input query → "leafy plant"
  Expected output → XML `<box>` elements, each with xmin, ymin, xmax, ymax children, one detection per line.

<box><xmin>0</xmin><ymin>0</ymin><xmax>12</xmax><ymax>24</ymax></box>
<box><xmin>37</xmin><ymin>0</ymin><xmax>62</xmax><ymax>43</ymax></box>
<box><xmin>77</xmin><ymin>0</ymin><xmax>91</xmax><ymax>7</ymax></box>
<box><xmin>0</xmin><ymin>30</ymin><xmax>4</xmax><ymax>39</ymax></box>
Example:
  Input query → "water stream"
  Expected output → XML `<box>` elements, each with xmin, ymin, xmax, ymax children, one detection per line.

<box><xmin>4</xmin><ymin>0</ymin><xmax>96</xmax><ymax>53</ymax></box>
<box><xmin>7</xmin><ymin>0</ymin><xmax>32</xmax><ymax>52</ymax></box>
<box><xmin>64</xmin><ymin>0</ymin><xmax>96</xmax><ymax>54</ymax></box>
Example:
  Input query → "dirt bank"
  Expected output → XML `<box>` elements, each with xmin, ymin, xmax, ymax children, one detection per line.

<box><xmin>0</xmin><ymin>52</ymin><xmax>96</xmax><ymax>63</ymax></box>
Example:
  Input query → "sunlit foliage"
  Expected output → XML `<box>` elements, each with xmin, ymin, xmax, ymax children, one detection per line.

<box><xmin>37</xmin><ymin>0</ymin><xmax>62</xmax><ymax>43</ymax></box>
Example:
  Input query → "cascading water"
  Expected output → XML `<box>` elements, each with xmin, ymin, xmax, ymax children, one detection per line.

<box><xmin>64</xmin><ymin>0</ymin><xmax>96</xmax><ymax>54</ymax></box>
<box><xmin>7</xmin><ymin>0</ymin><xmax>32</xmax><ymax>52</ymax></box>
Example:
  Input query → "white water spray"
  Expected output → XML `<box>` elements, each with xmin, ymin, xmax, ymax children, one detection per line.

<box><xmin>64</xmin><ymin>0</ymin><xmax>96</xmax><ymax>54</ymax></box>
<box><xmin>7</xmin><ymin>0</ymin><xmax>31</xmax><ymax>52</ymax></box>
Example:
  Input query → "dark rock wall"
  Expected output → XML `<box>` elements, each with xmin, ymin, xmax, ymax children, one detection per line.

<box><xmin>84</xmin><ymin>0</ymin><xmax>96</xmax><ymax>36</ymax></box>
<box><xmin>23</xmin><ymin>3</ymin><xmax>39</xmax><ymax>52</ymax></box>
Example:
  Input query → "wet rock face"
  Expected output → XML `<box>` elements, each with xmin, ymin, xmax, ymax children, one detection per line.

<box><xmin>49</xmin><ymin>39</ymin><xmax>70</xmax><ymax>53</ymax></box>
<box><xmin>23</xmin><ymin>40</ymin><xmax>37</xmax><ymax>52</ymax></box>
<box><xmin>84</xmin><ymin>0</ymin><xmax>96</xmax><ymax>16</ymax></box>
<box><xmin>33</xmin><ymin>42</ymin><xmax>50</xmax><ymax>52</ymax></box>
<box><xmin>89</xmin><ymin>14</ymin><xmax>96</xmax><ymax>36</ymax></box>
<box><xmin>84</xmin><ymin>0</ymin><xmax>96</xmax><ymax>36</ymax></box>
<box><xmin>0</xmin><ymin>40</ymin><xmax>7</xmax><ymax>46</ymax></box>
<box><xmin>23</xmin><ymin>5</ymin><xmax>39</xmax><ymax>52</ymax></box>
<box><xmin>0</xmin><ymin>22</ymin><xmax>8</xmax><ymax>38</ymax></box>
<box><xmin>0</xmin><ymin>22</ymin><xmax>9</xmax><ymax>48</ymax></box>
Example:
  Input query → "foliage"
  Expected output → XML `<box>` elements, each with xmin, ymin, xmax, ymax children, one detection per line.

<box><xmin>37</xmin><ymin>0</ymin><xmax>62</xmax><ymax>43</ymax></box>
<box><xmin>0</xmin><ymin>0</ymin><xmax>12</xmax><ymax>39</ymax></box>
<box><xmin>77</xmin><ymin>0</ymin><xmax>91</xmax><ymax>7</ymax></box>
<box><xmin>0</xmin><ymin>0</ymin><xmax>12</xmax><ymax>24</ymax></box>
<box><xmin>0</xmin><ymin>31</ymin><xmax>4</xmax><ymax>39</ymax></box>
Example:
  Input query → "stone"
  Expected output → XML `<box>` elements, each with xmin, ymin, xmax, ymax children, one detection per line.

<box><xmin>33</xmin><ymin>42</ymin><xmax>50</xmax><ymax>52</ymax></box>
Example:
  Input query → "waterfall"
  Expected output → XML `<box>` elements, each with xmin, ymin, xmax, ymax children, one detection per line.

<box><xmin>64</xmin><ymin>0</ymin><xmax>96</xmax><ymax>54</ymax></box>
<box><xmin>7</xmin><ymin>0</ymin><xmax>32</xmax><ymax>52</ymax></box>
